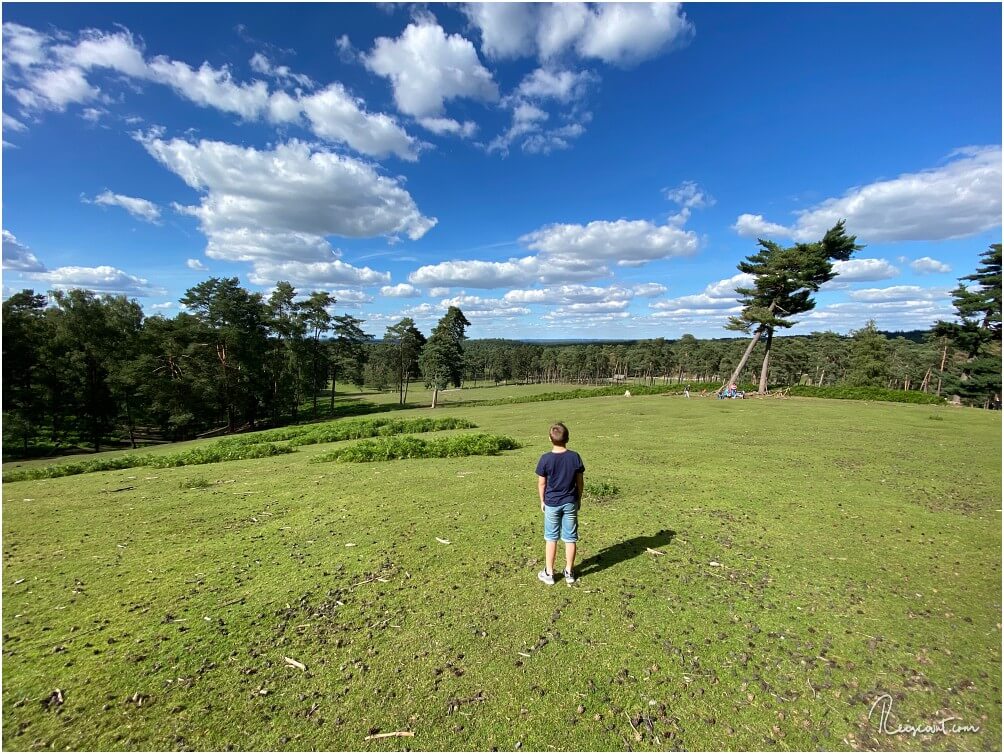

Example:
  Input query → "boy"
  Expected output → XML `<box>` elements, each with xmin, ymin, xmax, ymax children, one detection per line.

<box><xmin>535</xmin><ymin>422</ymin><xmax>585</xmax><ymax>585</ymax></box>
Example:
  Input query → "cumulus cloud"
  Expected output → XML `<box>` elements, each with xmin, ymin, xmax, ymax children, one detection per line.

<box><xmin>365</xmin><ymin>19</ymin><xmax>498</xmax><ymax>119</ymax></box>
<box><xmin>186</xmin><ymin>258</ymin><xmax>208</xmax><ymax>271</ymax></box>
<box><xmin>380</xmin><ymin>283</ymin><xmax>421</xmax><ymax>297</ymax></box>
<box><xmin>464</xmin><ymin>2</ymin><xmax>694</xmax><ymax>66</ymax></box>
<box><xmin>515</xmin><ymin>67</ymin><xmax>597</xmax><ymax>102</ymax></box>
<box><xmin>650</xmin><ymin>273</ymin><xmax>753</xmax><ymax>311</ymax></box>
<box><xmin>148</xmin><ymin>301</ymin><xmax>174</xmax><ymax>311</ymax></box>
<box><xmin>665</xmin><ymin>180</ymin><xmax>714</xmax><ymax>209</ymax></box>
<box><xmin>3</xmin><ymin>22</ymin><xmax>420</xmax><ymax>160</ymax></box>
<box><xmin>910</xmin><ymin>256</ymin><xmax>952</xmax><ymax>274</ymax></box>
<box><xmin>297</xmin><ymin>83</ymin><xmax>420</xmax><ymax>159</ymax></box>
<box><xmin>141</xmin><ymin>134</ymin><xmax>434</xmax><ymax>246</ymax></box>
<box><xmin>440</xmin><ymin>293</ymin><xmax>531</xmax><ymax>318</ymax></box>
<box><xmin>734</xmin><ymin>146</ymin><xmax>1002</xmax><ymax>243</ymax></box>
<box><xmin>2</xmin><ymin>229</ymin><xmax>47</xmax><ymax>272</ymax></box>
<box><xmin>248</xmin><ymin>260</ymin><xmax>390</xmax><ymax>288</ymax></box>
<box><xmin>411</xmin><ymin>210</ymin><xmax>698</xmax><ymax>289</ymax></box>
<box><xmin>795</xmin><ymin>299</ymin><xmax>955</xmax><ymax>333</ymax></box>
<box><xmin>831</xmin><ymin>258</ymin><xmax>899</xmax><ymax>282</ymax></box>
<box><xmin>139</xmin><ymin>134</ymin><xmax>433</xmax><ymax>285</ymax></box>
<box><xmin>521</xmin><ymin>218</ymin><xmax>699</xmax><ymax>266</ymax></box>
<box><xmin>86</xmin><ymin>190</ymin><xmax>161</xmax><ymax>223</ymax></box>
<box><xmin>732</xmin><ymin>213</ymin><xmax>794</xmax><ymax>238</ymax></box>
<box><xmin>632</xmin><ymin>282</ymin><xmax>667</xmax><ymax>297</ymax></box>
<box><xmin>848</xmin><ymin>285</ymin><xmax>950</xmax><ymax>303</ymax></box>
<box><xmin>27</xmin><ymin>265</ymin><xmax>163</xmax><ymax>297</ymax></box>
<box><xmin>417</xmin><ymin>116</ymin><xmax>477</xmax><ymax>137</ymax></box>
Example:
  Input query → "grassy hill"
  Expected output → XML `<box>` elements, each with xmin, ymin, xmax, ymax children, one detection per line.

<box><xmin>2</xmin><ymin>393</ymin><xmax>1000</xmax><ymax>750</ymax></box>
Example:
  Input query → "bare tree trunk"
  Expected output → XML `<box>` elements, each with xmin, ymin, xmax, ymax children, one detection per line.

<box><xmin>817</xmin><ymin>369</ymin><xmax>825</xmax><ymax>387</ymax></box>
<box><xmin>758</xmin><ymin>327</ymin><xmax>774</xmax><ymax>394</ymax></box>
<box><xmin>726</xmin><ymin>325</ymin><xmax>763</xmax><ymax>390</ymax></box>
<box><xmin>936</xmin><ymin>342</ymin><xmax>948</xmax><ymax>396</ymax></box>
<box><xmin>431</xmin><ymin>385</ymin><xmax>438</xmax><ymax>409</ymax></box>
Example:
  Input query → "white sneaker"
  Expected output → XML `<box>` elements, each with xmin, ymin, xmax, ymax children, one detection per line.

<box><xmin>537</xmin><ymin>569</ymin><xmax>555</xmax><ymax>585</ymax></box>
<box><xmin>564</xmin><ymin>569</ymin><xmax>576</xmax><ymax>584</ymax></box>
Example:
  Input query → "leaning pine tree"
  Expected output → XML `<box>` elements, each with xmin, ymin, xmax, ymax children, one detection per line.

<box><xmin>724</xmin><ymin>221</ymin><xmax>861</xmax><ymax>393</ymax></box>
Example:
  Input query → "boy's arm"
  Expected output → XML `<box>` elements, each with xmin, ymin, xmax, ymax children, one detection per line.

<box><xmin>575</xmin><ymin>471</ymin><xmax>584</xmax><ymax>505</ymax></box>
<box><xmin>537</xmin><ymin>475</ymin><xmax>547</xmax><ymax>512</ymax></box>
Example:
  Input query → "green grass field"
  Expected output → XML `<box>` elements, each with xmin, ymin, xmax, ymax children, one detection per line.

<box><xmin>2</xmin><ymin>393</ymin><xmax>1000</xmax><ymax>751</ymax></box>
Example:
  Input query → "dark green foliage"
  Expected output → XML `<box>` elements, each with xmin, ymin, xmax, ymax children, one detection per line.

<box><xmin>312</xmin><ymin>433</ymin><xmax>520</xmax><ymax>463</ymax></box>
<box><xmin>933</xmin><ymin>244</ymin><xmax>1002</xmax><ymax>408</ymax></box>
<box><xmin>788</xmin><ymin>385</ymin><xmax>944</xmax><ymax>404</ymax></box>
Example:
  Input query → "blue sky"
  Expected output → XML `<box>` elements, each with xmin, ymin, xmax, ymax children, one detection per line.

<box><xmin>3</xmin><ymin>2</ymin><xmax>1001</xmax><ymax>338</ymax></box>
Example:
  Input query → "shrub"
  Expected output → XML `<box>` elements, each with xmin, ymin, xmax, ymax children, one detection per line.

<box><xmin>470</xmin><ymin>383</ymin><xmax>686</xmax><ymax>407</ymax></box>
<box><xmin>312</xmin><ymin>433</ymin><xmax>520</xmax><ymax>463</ymax></box>
<box><xmin>3</xmin><ymin>442</ymin><xmax>293</xmax><ymax>483</ymax></box>
<box><xmin>788</xmin><ymin>385</ymin><xmax>945</xmax><ymax>405</ymax></box>
<box><xmin>288</xmin><ymin>416</ymin><xmax>476</xmax><ymax>447</ymax></box>
<box><xmin>147</xmin><ymin>443</ymin><xmax>293</xmax><ymax>468</ymax></box>
<box><xmin>584</xmin><ymin>480</ymin><xmax>621</xmax><ymax>501</ymax></box>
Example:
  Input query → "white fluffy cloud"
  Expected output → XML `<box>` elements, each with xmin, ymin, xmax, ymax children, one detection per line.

<box><xmin>139</xmin><ymin>134</ymin><xmax>433</xmax><ymax>285</ymax></box>
<box><xmin>2</xmin><ymin>230</ymin><xmax>46</xmax><ymax>272</ymax></box>
<box><xmin>3</xmin><ymin>22</ymin><xmax>420</xmax><ymax>160</ymax></box>
<box><xmin>503</xmin><ymin>282</ymin><xmax>664</xmax><ymax>305</ymax></box>
<box><xmin>521</xmin><ymin>218</ymin><xmax>699</xmax><ymax>266</ymax></box>
<box><xmin>411</xmin><ymin>211</ymin><xmax>698</xmax><ymax>289</ymax></box>
<box><xmin>297</xmin><ymin>83</ymin><xmax>419</xmax><ymax>159</ymax></box>
<box><xmin>381</xmin><ymin>283</ymin><xmax>421</xmax><ymax>298</ymax></box>
<box><xmin>86</xmin><ymin>190</ymin><xmax>161</xmax><ymax>223</ymax></box>
<box><xmin>650</xmin><ymin>273</ymin><xmax>752</xmax><ymax>311</ymax></box>
<box><xmin>515</xmin><ymin>67</ymin><xmax>596</xmax><ymax>102</ymax></box>
<box><xmin>464</xmin><ymin>2</ymin><xmax>694</xmax><ymax>66</ymax></box>
<box><xmin>142</xmin><ymin>134</ymin><xmax>434</xmax><ymax>246</ymax></box>
<box><xmin>248</xmin><ymin>260</ymin><xmax>390</xmax><ymax>288</ymax></box>
<box><xmin>186</xmin><ymin>258</ymin><xmax>208</xmax><ymax>271</ymax></box>
<box><xmin>910</xmin><ymin>256</ymin><xmax>952</xmax><ymax>274</ymax></box>
<box><xmin>27</xmin><ymin>265</ymin><xmax>163</xmax><ymax>296</ymax></box>
<box><xmin>417</xmin><ymin>116</ymin><xmax>478</xmax><ymax>137</ymax></box>
<box><xmin>365</xmin><ymin>20</ymin><xmax>498</xmax><ymax>119</ymax></box>
<box><xmin>734</xmin><ymin>146</ymin><xmax>1002</xmax><ymax>243</ymax></box>
<box><xmin>732</xmin><ymin>213</ymin><xmax>794</xmax><ymax>238</ymax></box>
<box><xmin>831</xmin><ymin>258</ymin><xmax>899</xmax><ymax>282</ymax></box>
<box><xmin>848</xmin><ymin>285</ymin><xmax>950</xmax><ymax>303</ymax></box>
<box><xmin>440</xmin><ymin>293</ymin><xmax>531</xmax><ymax>318</ymax></box>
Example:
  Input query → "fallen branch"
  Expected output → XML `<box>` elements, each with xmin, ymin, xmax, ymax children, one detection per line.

<box><xmin>646</xmin><ymin>548</ymin><xmax>666</xmax><ymax>556</ymax></box>
<box><xmin>364</xmin><ymin>731</ymin><xmax>414</xmax><ymax>741</ymax></box>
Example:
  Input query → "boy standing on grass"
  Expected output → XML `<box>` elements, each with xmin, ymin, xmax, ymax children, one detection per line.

<box><xmin>536</xmin><ymin>422</ymin><xmax>585</xmax><ymax>585</ymax></box>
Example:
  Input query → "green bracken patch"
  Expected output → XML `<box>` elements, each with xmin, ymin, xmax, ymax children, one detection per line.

<box><xmin>2</xmin><ymin>442</ymin><xmax>293</xmax><ymax>483</ymax></box>
<box><xmin>788</xmin><ymin>384</ymin><xmax>945</xmax><ymax>404</ymax></box>
<box><xmin>312</xmin><ymin>433</ymin><xmax>521</xmax><ymax>463</ymax></box>
<box><xmin>584</xmin><ymin>479</ymin><xmax>621</xmax><ymax>501</ymax></box>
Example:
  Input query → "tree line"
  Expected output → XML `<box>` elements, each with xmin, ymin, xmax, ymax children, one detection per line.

<box><xmin>3</xmin><ymin>242</ymin><xmax>999</xmax><ymax>458</ymax></box>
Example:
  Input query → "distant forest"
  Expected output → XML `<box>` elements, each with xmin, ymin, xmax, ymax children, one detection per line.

<box><xmin>3</xmin><ymin>287</ymin><xmax>997</xmax><ymax>460</ymax></box>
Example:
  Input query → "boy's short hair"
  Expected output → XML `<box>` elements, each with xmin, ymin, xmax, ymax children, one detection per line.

<box><xmin>549</xmin><ymin>422</ymin><xmax>569</xmax><ymax>445</ymax></box>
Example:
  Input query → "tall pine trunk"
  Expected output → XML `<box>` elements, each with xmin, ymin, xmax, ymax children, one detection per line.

<box><xmin>758</xmin><ymin>327</ymin><xmax>774</xmax><ymax>394</ymax></box>
<box><xmin>726</xmin><ymin>325</ymin><xmax>763</xmax><ymax>389</ymax></box>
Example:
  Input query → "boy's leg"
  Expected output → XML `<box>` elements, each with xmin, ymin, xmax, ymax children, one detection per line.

<box><xmin>545</xmin><ymin>540</ymin><xmax>557</xmax><ymax>575</ymax></box>
<box><xmin>564</xmin><ymin>541</ymin><xmax>576</xmax><ymax>571</ymax></box>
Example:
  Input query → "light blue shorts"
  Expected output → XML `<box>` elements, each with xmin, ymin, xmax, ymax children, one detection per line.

<box><xmin>544</xmin><ymin>502</ymin><xmax>579</xmax><ymax>543</ymax></box>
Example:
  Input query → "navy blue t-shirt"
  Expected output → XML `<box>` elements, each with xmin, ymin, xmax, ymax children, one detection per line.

<box><xmin>536</xmin><ymin>450</ymin><xmax>585</xmax><ymax>507</ymax></box>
